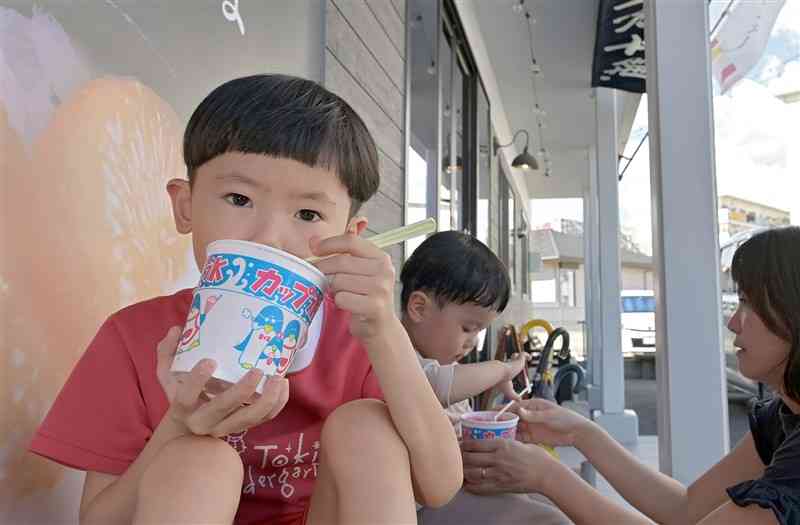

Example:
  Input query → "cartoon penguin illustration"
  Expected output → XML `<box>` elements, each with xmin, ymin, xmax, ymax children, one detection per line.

<box><xmin>282</xmin><ymin>320</ymin><xmax>301</xmax><ymax>352</ymax></box>
<box><xmin>235</xmin><ymin>305</ymin><xmax>284</xmax><ymax>370</ymax></box>
<box><xmin>176</xmin><ymin>293</ymin><xmax>221</xmax><ymax>354</ymax></box>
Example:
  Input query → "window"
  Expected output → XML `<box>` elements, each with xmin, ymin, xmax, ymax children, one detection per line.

<box><xmin>621</xmin><ymin>295</ymin><xmax>656</xmax><ymax>313</ymax></box>
<box><xmin>531</xmin><ymin>278</ymin><xmax>557</xmax><ymax>303</ymax></box>
<box><xmin>406</xmin><ymin>0</ymin><xmax>439</xmax><ymax>257</ymax></box>
<box><xmin>438</xmin><ymin>20</ymin><xmax>464</xmax><ymax>232</ymax></box>
<box><xmin>406</xmin><ymin>145</ymin><xmax>429</xmax><ymax>257</ymax></box>
<box><xmin>476</xmin><ymin>83</ymin><xmax>490</xmax><ymax>244</ymax></box>
<box><xmin>520</xmin><ymin>214</ymin><xmax>529</xmax><ymax>296</ymax></box>
<box><xmin>559</xmin><ymin>269</ymin><xmax>577</xmax><ymax>307</ymax></box>
<box><xmin>509</xmin><ymin>190</ymin><xmax>517</xmax><ymax>290</ymax></box>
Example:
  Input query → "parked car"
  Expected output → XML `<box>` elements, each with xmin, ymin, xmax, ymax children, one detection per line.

<box><xmin>621</xmin><ymin>289</ymin><xmax>656</xmax><ymax>357</ymax></box>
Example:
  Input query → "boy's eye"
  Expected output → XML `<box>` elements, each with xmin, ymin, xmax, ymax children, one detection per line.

<box><xmin>296</xmin><ymin>209</ymin><xmax>322</xmax><ymax>222</ymax></box>
<box><xmin>225</xmin><ymin>193</ymin><xmax>252</xmax><ymax>207</ymax></box>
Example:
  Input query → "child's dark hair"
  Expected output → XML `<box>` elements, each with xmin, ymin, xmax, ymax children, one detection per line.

<box><xmin>731</xmin><ymin>226</ymin><xmax>800</xmax><ymax>401</ymax></box>
<box><xmin>183</xmin><ymin>74</ymin><xmax>379</xmax><ymax>215</ymax></box>
<box><xmin>400</xmin><ymin>231</ymin><xmax>510</xmax><ymax>313</ymax></box>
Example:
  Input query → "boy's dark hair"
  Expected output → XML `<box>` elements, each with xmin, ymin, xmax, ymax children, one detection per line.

<box><xmin>732</xmin><ymin>226</ymin><xmax>800</xmax><ymax>402</ymax></box>
<box><xmin>400</xmin><ymin>230</ymin><xmax>510</xmax><ymax>313</ymax></box>
<box><xmin>183</xmin><ymin>74</ymin><xmax>379</xmax><ymax>215</ymax></box>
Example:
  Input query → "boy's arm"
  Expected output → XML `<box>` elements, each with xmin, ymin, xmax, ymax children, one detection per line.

<box><xmin>363</xmin><ymin>320</ymin><xmax>464</xmax><ymax>507</ymax></box>
<box><xmin>80</xmin><ymin>329</ymin><xmax>290</xmax><ymax>523</ymax></box>
<box><xmin>448</xmin><ymin>360</ymin><xmax>514</xmax><ymax>404</ymax></box>
<box><xmin>79</xmin><ymin>417</ymin><xmax>186</xmax><ymax>524</ymax></box>
<box><xmin>313</xmin><ymin>236</ymin><xmax>463</xmax><ymax>507</ymax></box>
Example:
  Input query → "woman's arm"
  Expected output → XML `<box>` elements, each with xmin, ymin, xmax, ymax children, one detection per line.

<box><xmin>460</xmin><ymin>437</ymin><xmax>650</xmax><ymax>524</ymax></box>
<box><xmin>687</xmin><ymin>432</ymin><xmax>765</xmax><ymax>523</ymax></box>
<box><xmin>540</xmin><ymin>461</ymin><xmax>652</xmax><ymax>525</ymax></box>
<box><xmin>697</xmin><ymin>500</ymin><xmax>778</xmax><ymax>524</ymax></box>
<box><xmin>521</xmin><ymin>399</ymin><xmax>765</xmax><ymax>524</ymax></box>
<box><xmin>572</xmin><ymin>425</ymin><xmax>762</xmax><ymax>524</ymax></box>
<box><xmin>572</xmin><ymin>423</ymin><xmax>688</xmax><ymax>524</ymax></box>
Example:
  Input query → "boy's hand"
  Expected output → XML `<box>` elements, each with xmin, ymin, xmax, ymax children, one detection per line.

<box><xmin>311</xmin><ymin>233</ymin><xmax>398</xmax><ymax>343</ymax></box>
<box><xmin>155</xmin><ymin>326</ymin><xmax>290</xmax><ymax>437</ymax></box>
<box><xmin>497</xmin><ymin>352</ymin><xmax>529</xmax><ymax>401</ymax></box>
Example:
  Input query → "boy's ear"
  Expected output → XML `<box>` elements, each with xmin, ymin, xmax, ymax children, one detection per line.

<box><xmin>406</xmin><ymin>290</ymin><xmax>431</xmax><ymax>323</ymax></box>
<box><xmin>167</xmin><ymin>179</ymin><xmax>192</xmax><ymax>234</ymax></box>
<box><xmin>346</xmin><ymin>215</ymin><xmax>368</xmax><ymax>236</ymax></box>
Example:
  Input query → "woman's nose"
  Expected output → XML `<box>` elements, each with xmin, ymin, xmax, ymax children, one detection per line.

<box><xmin>727</xmin><ymin>308</ymin><xmax>741</xmax><ymax>333</ymax></box>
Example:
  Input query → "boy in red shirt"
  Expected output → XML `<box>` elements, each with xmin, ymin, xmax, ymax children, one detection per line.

<box><xmin>30</xmin><ymin>74</ymin><xmax>462</xmax><ymax>525</ymax></box>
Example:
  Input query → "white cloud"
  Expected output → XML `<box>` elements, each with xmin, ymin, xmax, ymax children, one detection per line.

<box><xmin>766</xmin><ymin>60</ymin><xmax>800</xmax><ymax>94</ymax></box>
<box><xmin>619</xmin><ymin>78</ymin><xmax>800</xmax><ymax>256</ymax></box>
<box><xmin>772</xmin><ymin>0</ymin><xmax>800</xmax><ymax>35</ymax></box>
<box><xmin>715</xmin><ymin>79</ymin><xmax>798</xmax><ymax>220</ymax></box>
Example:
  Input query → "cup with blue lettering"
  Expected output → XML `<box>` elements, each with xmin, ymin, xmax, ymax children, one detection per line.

<box><xmin>460</xmin><ymin>411</ymin><xmax>520</xmax><ymax>441</ymax></box>
<box><xmin>171</xmin><ymin>239</ymin><xmax>326</xmax><ymax>396</ymax></box>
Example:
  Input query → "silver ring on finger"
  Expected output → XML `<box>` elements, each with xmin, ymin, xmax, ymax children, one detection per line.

<box><xmin>481</xmin><ymin>467</ymin><xmax>487</xmax><ymax>480</ymax></box>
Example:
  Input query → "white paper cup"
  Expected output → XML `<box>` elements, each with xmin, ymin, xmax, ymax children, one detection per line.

<box><xmin>460</xmin><ymin>411</ymin><xmax>520</xmax><ymax>441</ymax></box>
<box><xmin>171</xmin><ymin>240</ymin><xmax>326</xmax><ymax>396</ymax></box>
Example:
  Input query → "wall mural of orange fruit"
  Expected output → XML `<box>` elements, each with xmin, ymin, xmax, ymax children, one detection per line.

<box><xmin>2</xmin><ymin>76</ymin><xmax>192</xmax><ymax>510</ymax></box>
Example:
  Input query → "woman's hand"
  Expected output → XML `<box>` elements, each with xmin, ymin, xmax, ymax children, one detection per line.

<box><xmin>460</xmin><ymin>437</ymin><xmax>561</xmax><ymax>494</ymax></box>
<box><xmin>514</xmin><ymin>398</ymin><xmax>595</xmax><ymax>448</ymax></box>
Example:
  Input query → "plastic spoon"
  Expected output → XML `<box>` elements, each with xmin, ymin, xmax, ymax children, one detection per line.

<box><xmin>306</xmin><ymin>218</ymin><xmax>437</xmax><ymax>263</ymax></box>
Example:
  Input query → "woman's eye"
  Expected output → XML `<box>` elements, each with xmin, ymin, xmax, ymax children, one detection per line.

<box><xmin>225</xmin><ymin>193</ymin><xmax>251</xmax><ymax>207</ymax></box>
<box><xmin>296</xmin><ymin>209</ymin><xmax>322</xmax><ymax>222</ymax></box>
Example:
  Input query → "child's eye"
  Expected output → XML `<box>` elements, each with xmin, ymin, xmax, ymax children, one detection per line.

<box><xmin>225</xmin><ymin>193</ymin><xmax>252</xmax><ymax>207</ymax></box>
<box><xmin>296</xmin><ymin>209</ymin><xmax>322</xmax><ymax>222</ymax></box>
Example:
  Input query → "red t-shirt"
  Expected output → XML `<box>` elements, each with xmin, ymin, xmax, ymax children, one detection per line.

<box><xmin>30</xmin><ymin>289</ymin><xmax>383</xmax><ymax>524</ymax></box>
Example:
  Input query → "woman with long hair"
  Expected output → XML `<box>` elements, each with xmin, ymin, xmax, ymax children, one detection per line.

<box><xmin>461</xmin><ymin>226</ymin><xmax>800</xmax><ymax>525</ymax></box>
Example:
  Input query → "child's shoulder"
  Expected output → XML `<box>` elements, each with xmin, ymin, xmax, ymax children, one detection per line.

<box><xmin>109</xmin><ymin>288</ymin><xmax>193</xmax><ymax>333</ymax></box>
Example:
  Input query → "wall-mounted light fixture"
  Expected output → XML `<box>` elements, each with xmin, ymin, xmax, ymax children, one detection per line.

<box><xmin>493</xmin><ymin>129</ymin><xmax>539</xmax><ymax>171</ymax></box>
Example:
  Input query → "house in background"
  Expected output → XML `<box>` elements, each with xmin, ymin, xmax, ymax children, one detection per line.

<box><xmin>528</xmin><ymin>227</ymin><xmax>653</xmax><ymax>358</ymax></box>
<box><xmin>718</xmin><ymin>194</ymin><xmax>790</xmax><ymax>241</ymax></box>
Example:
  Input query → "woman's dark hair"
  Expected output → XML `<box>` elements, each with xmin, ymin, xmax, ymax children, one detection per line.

<box><xmin>184</xmin><ymin>74</ymin><xmax>379</xmax><ymax>215</ymax></box>
<box><xmin>400</xmin><ymin>231</ymin><xmax>510</xmax><ymax>313</ymax></box>
<box><xmin>731</xmin><ymin>226</ymin><xmax>800</xmax><ymax>401</ymax></box>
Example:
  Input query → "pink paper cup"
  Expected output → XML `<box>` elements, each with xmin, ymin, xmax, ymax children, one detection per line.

<box><xmin>171</xmin><ymin>240</ymin><xmax>325</xmax><ymax>396</ymax></box>
<box><xmin>460</xmin><ymin>411</ymin><xmax>520</xmax><ymax>441</ymax></box>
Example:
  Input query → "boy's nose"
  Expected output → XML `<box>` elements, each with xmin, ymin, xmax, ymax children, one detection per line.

<box><xmin>252</xmin><ymin>221</ymin><xmax>286</xmax><ymax>252</ymax></box>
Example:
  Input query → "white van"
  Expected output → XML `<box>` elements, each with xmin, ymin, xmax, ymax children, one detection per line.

<box><xmin>621</xmin><ymin>289</ymin><xmax>656</xmax><ymax>356</ymax></box>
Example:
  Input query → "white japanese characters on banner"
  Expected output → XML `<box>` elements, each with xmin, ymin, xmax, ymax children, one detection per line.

<box><xmin>591</xmin><ymin>0</ymin><xmax>646</xmax><ymax>94</ymax></box>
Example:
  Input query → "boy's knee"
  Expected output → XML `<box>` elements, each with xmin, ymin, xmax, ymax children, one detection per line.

<box><xmin>321</xmin><ymin>399</ymin><xmax>408</xmax><ymax>464</ymax></box>
<box><xmin>142</xmin><ymin>435</ymin><xmax>244</xmax><ymax>488</ymax></box>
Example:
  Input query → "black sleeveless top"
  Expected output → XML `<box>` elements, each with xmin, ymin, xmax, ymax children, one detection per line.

<box><xmin>727</xmin><ymin>397</ymin><xmax>800</xmax><ymax>524</ymax></box>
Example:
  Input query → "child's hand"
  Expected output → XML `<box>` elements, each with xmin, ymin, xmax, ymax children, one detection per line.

<box><xmin>155</xmin><ymin>326</ymin><xmax>290</xmax><ymax>437</ymax></box>
<box><xmin>497</xmin><ymin>352</ymin><xmax>529</xmax><ymax>401</ymax></box>
<box><xmin>311</xmin><ymin>233</ymin><xmax>398</xmax><ymax>343</ymax></box>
